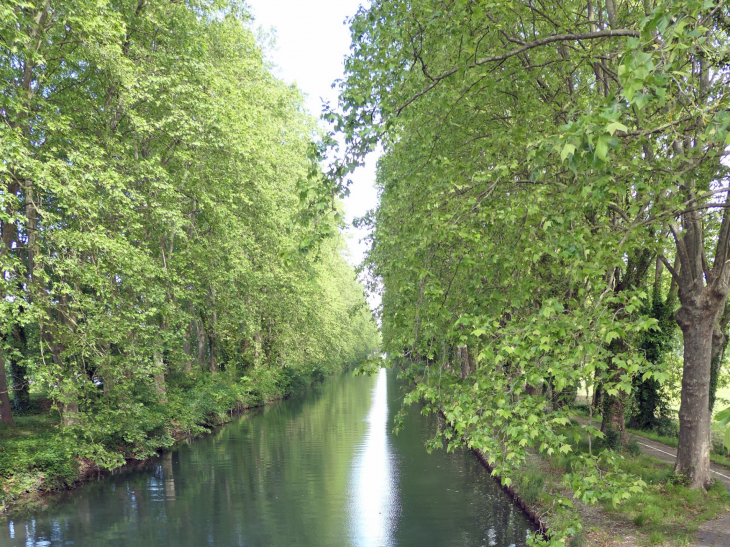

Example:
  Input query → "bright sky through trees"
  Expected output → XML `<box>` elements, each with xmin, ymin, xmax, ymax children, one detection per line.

<box><xmin>246</xmin><ymin>0</ymin><xmax>379</xmax><ymax>269</ymax></box>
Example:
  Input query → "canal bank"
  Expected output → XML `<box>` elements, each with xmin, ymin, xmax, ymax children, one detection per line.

<box><xmin>0</xmin><ymin>367</ymin><xmax>337</xmax><ymax>516</ymax></box>
<box><xmin>1</xmin><ymin>368</ymin><xmax>534</xmax><ymax>546</ymax></box>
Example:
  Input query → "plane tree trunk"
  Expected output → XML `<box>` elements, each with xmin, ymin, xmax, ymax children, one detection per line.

<box><xmin>663</xmin><ymin>188</ymin><xmax>730</xmax><ymax>488</ymax></box>
<box><xmin>0</xmin><ymin>350</ymin><xmax>14</xmax><ymax>425</ymax></box>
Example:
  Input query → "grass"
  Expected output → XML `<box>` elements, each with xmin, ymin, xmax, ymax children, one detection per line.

<box><xmin>570</xmin><ymin>407</ymin><xmax>730</xmax><ymax>469</ymax></box>
<box><xmin>0</xmin><ymin>412</ymin><xmax>60</xmax><ymax>440</ymax></box>
<box><xmin>625</xmin><ymin>427</ymin><xmax>730</xmax><ymax>469</ymax></box>
<box><xmin>605</xmin><ymin>464</ymin><xmax>729</xmax><ymax>544</ymax></box>
<box><xmin>508</xmin><ymin>422</ymin><xmax>730</xmax><ymax>546</ymax></box>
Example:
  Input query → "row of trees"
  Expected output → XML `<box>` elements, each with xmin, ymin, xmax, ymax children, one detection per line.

<box><xmin>332</xmin><ymin>0</ymin><xmax>730</xmax><ymax>508</ymax></box>
<box><xmin>0</xmin><ymin>0</ymin><xmax>379</xmax><ymax>444</ymax></box>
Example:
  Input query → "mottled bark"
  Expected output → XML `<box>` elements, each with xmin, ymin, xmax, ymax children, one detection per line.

<box><xmin>195</xmin><ymin>318</ymin><xmax>206</xmax><ymax>371</ymax></box>
<box><xmin>254</xmin><ymin>330</ymin><xmax>263</xmax><ymax>367</ymax></box>
<box><xmin>0</xmin><ymin>351</ymin><xmax>14</xmax><ymax>425</ymax></box>
<box><xmin>458</xmin><ymin>345</ymin><xmax>469</xmax><ymax>379</ymax></box>
<box><xmin>709</xmin><ymin>301</ymin><xmax>730</xmax><ymax>411</ymax></box>
<box><xmin>674</xmin><ymin>306</ymin><xmax>719</xmax><ymax>487</ymax></box>
<box><xmin>153</xmin><ymin>346</ymin><xmax>167</xmax><ymax>402</ymax></box>
<box><xmin>666</xmin><ymin>187</ymin><xmax>730</xmax><ymax>488</ymax></box>
<box><xmin>61</xmin><ymin>400</ymin><xmax>79</xmax><ymax>427</ymax></box>
<box><xmin>468</xmin><ymin>347</ymin><xmax>477</xmax><ymax>375</ymax></box>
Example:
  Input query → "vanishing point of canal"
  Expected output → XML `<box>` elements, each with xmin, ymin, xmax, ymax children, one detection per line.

<box><xmin>1</xmin><ymin>369</ymin><xmax>533</xmax><ymax>546</ymax></box>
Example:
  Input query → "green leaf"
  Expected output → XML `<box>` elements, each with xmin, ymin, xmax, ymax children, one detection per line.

<box><xmin>561</xmin><ymin>143</ymin><xmax>576</xmax><ymax>161</ymax></box>
<box><xmin>715</xmin><ymin>406</ymin><xmax>730</xmax><ymax>425</ymax></box>
<box><xmin>606</xmin><ymin>121</ymin><xmax>628</xmax><ymax>136</ymax></box>
<box><xmin>595</xmin><ymin>135</ymin><xmax>610</xmax><ymax>161</ymax></box>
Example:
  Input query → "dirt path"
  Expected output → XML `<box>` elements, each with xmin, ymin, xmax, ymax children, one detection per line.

<box><xmin>574</xmin><ymin>417</ymin><xmax>730</xmax><ymax>546</ymax></box>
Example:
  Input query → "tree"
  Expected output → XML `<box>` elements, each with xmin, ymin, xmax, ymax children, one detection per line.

<box><xmin>0</xmin><ymin>0</ymin><xmax>379</xmax><ymax>462</ymax></box>
<box><xmin>334</xmin><ymin>0</ymin><xmax>730</xmax><ymax>491</ymax></box>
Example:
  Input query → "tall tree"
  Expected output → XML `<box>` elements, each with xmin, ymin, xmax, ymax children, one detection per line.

<box><xmin>334</xmin><ymin>0</ymin><xmax>730</xmax><ymax>490</ymax></box>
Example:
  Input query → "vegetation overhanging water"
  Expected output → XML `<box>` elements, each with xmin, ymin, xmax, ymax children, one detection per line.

<box><xmin>0</xmin><ymin>369</ymin><xmax>533</xmax><ymax>547</ymax></box>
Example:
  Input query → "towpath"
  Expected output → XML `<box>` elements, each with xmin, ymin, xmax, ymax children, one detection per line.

<box><xmin>574</xmin><ymin>417</ymin><xmax>730</xmax><ymax>546</ymax></box>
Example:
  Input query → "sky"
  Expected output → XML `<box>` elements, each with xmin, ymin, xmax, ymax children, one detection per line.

<box><xmin>245</xmin><ymin>0</ymin><xmax>379</xmax><ymax>270</ymax></box>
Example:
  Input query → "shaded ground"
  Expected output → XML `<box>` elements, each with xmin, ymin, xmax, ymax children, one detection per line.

<box><xmin>574</xmin><ymin>417</ymin><xmax>730</xmax><ymax>546</ymax></box>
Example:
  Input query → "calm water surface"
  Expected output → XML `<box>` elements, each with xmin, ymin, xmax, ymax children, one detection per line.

<box><xmin>1</xmin><ymin>369</ymin><xmax>533</xmax><ymax>546</ymax></box>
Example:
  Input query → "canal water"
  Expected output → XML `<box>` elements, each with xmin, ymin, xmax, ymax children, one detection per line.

<box><xmin>1</xmin><ymin>369</ymin><xmax>532</xmax><ymax>546</ymax></box>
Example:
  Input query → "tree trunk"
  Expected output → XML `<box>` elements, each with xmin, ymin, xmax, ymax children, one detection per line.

<box><xmin>709</xmin><ymin>301</ymin><xmax>730</xmax><ymax>411</ymax></box>
<box><xmin>1</xmin><ymin>192</ymin><xmax>19</xmax><ymax>424</ymax></box>
<box><xmin>601</xmin><ymin>340</ymin><xmax>628</xmax><ymax>446</ymax></box>
<box><xmin>208</xmin><ymin>332</ymin><xmax>217</xmax><ymax>373</ymax></box>
<box><xmin>62</xmin><ymin>400</ymin><xmax>79</xmax><ymax>427</ymax></box>
<box><xmin>601</xmin><ymin>388</ymin><xmax>626</xmax><ymax>446</ymax></box>
<box><xmin>10</xmin><ymin>359</ymin><xmax>30</xmax><ymax>412</ymax></box>
<box><xmin>183</xmin><ymin>320</ymin><xmax>193</xmax><ymax>373</ymax></box>
<box><xmin>592</xmin><ymin>382</ymin><xmax>603</xmax><ymax>412</ymax></box>
<box><xmin>459</xmin><ymin>345</ymin><xmax>469</xmax><ymax>379</ymax></box>
<box><xmin>254</xmin><ymin>330</ymin><xmax>263</xmax><ymax>367</ymax></box>
<box><xmin>0</xmin><ymin>351</ymin><xmax>14</xmax><ymax>425</ymax></box>
<box><xmin>208</xmin><ymin>309</ymin><xmax>217</xmax><ymax>373</ymax></box>
<box><xmin>675</xmin><ymin>309</ymin><xmax>717</xmax><ymax>488</ymax></box>
<box><xmin>153</xmin><ymin>346</ymin><xmax>167</xmax><ymax>402</ymax></box>
<box><xmin>195</xmin><ymin>318</ymin><xmax>206</xmax><ymax>371</ymax></box>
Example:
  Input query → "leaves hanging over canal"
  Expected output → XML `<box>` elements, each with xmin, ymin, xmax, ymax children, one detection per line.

<box><xmin>329</xmin><ymin>0</ymin><xmax>730</xmax><ymax>543</ymax></box>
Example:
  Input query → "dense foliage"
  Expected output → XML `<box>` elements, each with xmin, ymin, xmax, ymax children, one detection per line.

<box><xmin>331</xmin><ymin>0</ymin><xmax>730</xmax><ymax>542</ymax></box>
<box><xmin>0</xmin><ymin>0</ymin><xmax>379</xmax><ymax>486</ymax></box>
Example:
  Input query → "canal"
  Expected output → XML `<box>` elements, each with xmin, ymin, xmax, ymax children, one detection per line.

<box><xmin>1</xmin><ymin>369</ymin><xmax>532</xmax><ymax>546</ymax></box>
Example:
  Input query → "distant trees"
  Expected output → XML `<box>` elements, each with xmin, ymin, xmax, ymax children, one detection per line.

<box><xmin>0</xmin><ymin>0</ymin><xmax>379</xmax><ymax>436</ymax></box>
<box><xmin>334</xmin><ymin>0</ymin><xmax>730</xmax><ymax>499</ymax></box>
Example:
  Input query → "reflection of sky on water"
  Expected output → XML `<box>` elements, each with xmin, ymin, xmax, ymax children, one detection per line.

<box><xmin>3</xmin><ymin>370</ymin><xmax>533</xmax><ymax>547</ymax></box>
<box><xmin>350</xmin><ymin>368</ymin><xmax>399</xmax><ymax>547</ymax></box>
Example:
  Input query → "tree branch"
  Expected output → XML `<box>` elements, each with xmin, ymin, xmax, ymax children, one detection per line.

<box><xmin>397</xmin><ymin>29</ymin><xmax>640</xmax><ymax>115</ymax></box>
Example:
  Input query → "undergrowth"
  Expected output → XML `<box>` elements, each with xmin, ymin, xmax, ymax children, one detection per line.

<box><xmin>510</xmin><ymin>424</ymin><xmax>730</xmax><ymax>546</ymax></box>
<box><xmin>0</xmin><ymin>365</ymin><xmax>332</xmax><ymax>511</ymax></box>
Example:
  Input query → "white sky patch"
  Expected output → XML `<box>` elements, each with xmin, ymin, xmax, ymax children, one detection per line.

<box><xmin>246</xmin><ymin>0</ymin><xmax>380</xmax><ymax>278</ymax></box>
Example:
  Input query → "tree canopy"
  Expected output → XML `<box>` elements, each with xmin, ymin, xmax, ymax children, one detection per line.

<box><xmin>332</xmin><ymin>0</ymin><xmax>730</xmax><ymax>539</ymax></box>
<box><xmin>0</xmin><ymin>0</ymin><xmax>379</xmax><ymax>465</ymax></box>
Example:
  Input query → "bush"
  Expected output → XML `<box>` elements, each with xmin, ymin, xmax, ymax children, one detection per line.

<box><xmin>0</xmin><ymin>431</ymin><xmax>79</xmax><ymax>506</ymax></box>
<box><xmin>517</xmin><ymin>467</ymin><xmax>545</xmax><ymax>504</ymax></box>
<box><xmin>626</xmin><ymin>440</ymin><xmax>641</xmax><ymax>457</ymax></box>
<box><xmin>652</xmin><ymin>417</ymin><xmax>679</xmax><ymax>439</ymax></box>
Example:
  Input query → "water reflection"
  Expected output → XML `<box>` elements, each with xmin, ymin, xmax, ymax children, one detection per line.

<box><xmin>1</xmin><ymin>370</ymin><xmax>532</xmax><ymax>547</ymax></box>
<box><xmin>351</xmin><ymin>368</ymin><xmax>399</xmax><ymax>547</ymax></box>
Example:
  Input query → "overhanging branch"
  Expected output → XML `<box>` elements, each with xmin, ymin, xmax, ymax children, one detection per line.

<box><xmin>396</xmin><ymin>29</ymin><xmax>640</xmax><ymax>115</ymax></box>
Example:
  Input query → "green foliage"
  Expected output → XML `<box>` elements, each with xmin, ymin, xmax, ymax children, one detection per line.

<box><xmin>328</xmin><ymin>0</ymin><xmax>730</xmax><ymax>533</ymax></box>
<box><xmin>0</xmin><ymin>0</ymin><xmax>380</xmax><ymax>499</ymax></box>
<box><xmin>0</xmin><ymin>365</ymin><xmax>340</xmax><ymax>509</ymax></box>
<box><xmin>716</xmin><ymin>406</ymin><xmax>730</xmax><ymax>452</ymax></box>
<box><xmin>516</xmin><ymin>467</ymin><xmax>545</xmax><ymax>505</ymax></box>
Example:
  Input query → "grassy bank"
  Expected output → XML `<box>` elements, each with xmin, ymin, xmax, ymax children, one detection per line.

<box><xmin>509</xmin><ymin>424</ymin><xmax>730</xmax><ymax>546</ymax></box>
<box><xmin>0</xmin><ymin>365</ymin><xmax>335</xmax><ymax>514</ymax></box>
<box><xmin>571</xmin><ymin>406</ymin><xmax>730</xmax><ymax>470</ymax></box>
